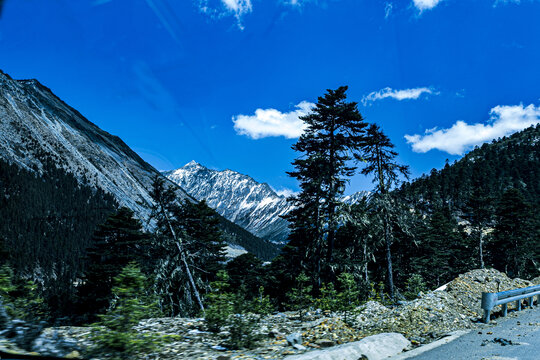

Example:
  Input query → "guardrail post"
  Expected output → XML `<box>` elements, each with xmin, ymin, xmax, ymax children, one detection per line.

<box><xmin>529</xmin><ymin>296</ymin><xmax>534</xmax><ymax>308</ymax></box>
<box><xmin>481</xmin><ymin>292</ymin><xmax>497</xmax><ymax>323</ymax></box>
<box><xmin>516</xmin><ymin>299</ymin><xmax>522</xmax><ymax>311</ymax></box>
<box><xmin>502</xmin><ymin>303</ymin><xmax>508</xmax><ymax>317</ymax></box>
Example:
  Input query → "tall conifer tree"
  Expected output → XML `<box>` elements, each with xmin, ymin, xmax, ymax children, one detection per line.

<box><xmin>78</xmin><ymin>207</ymin><xmax>149</xmax><ymax>319</ymax></box>
<box><xmin>286</xmin><ymin>86</ymin><xmax>367</xmax><ymax>284</ymax></box>
<box><xmin>359</xmin><ymin>124</ymin><xmax>409</xmax><ymax>300</ymax></box>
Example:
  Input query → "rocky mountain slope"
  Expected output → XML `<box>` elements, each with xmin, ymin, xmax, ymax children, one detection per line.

<box><xmin>0</xmin><ymin>69</ymin><xmax>190</xmax><ymax>220</ymax></box>
<box><xmin>0</xmin><ymin>70</ymin><xmax>278</xmax><ymax>259</ymax></box>
<box><xmin>164</xmin><ymin>162</ymin><xmax>371</xmax><ymax>244</ymax></box>
<box><xmin>164</xmin><ymin>161</ymin><xmax>294</xmax><ymax>244</ymax></box>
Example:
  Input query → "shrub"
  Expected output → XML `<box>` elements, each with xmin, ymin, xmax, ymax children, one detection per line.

<box><xmin>89</xmin><ymin>263</ymin><xmax>162</xmax><ymax>360</ymax></box>
<box><xmin>286</xmin><ymin>272</ymin><xmax>314</xmax><ymax>319</ymax></box>
<box><xmin>404</xmin><ymin>274</ymin><xmax>427</xmax><ymax>300</ymax></box>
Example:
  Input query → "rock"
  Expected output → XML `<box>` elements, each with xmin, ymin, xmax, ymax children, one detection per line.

<box><xmin>211</xmin><ymin>344</ymin><xmax>228</xmax><ymax>351</ymax></box>
<box><xmin>269</xmin><ymin>328</ymin><xmax>284</xmax><ymax>339</ymax></box>
<box><xmin>314</xmin><ymin>339</ymin><xmax>335</xmax><ymax>348</ymax></box>
<box><xmin>284</xmin><ymin>332</ymin><xmax>410</xmax><ymax>360</ymax></box>
<box><xmin>31</xmin><ymin>328</ymin><xmax>80</xmax><ymax>357</ymax></box>
<box><xmin>65</xmin><ymin>350</ymin><xmax>82</xmax><ymax>358</ymax></box>
<box><xmin>0</xmin><ymin>319</ymin><xmax>44</xmax><ymax>351</ymax></box>
<box><xmin>293</xmin><ymin>344</ymin><xmax>307</xmax><ymax>351</ymax></box>
<box><xmin>286</xmin><ymin>332</ymin><xmax>303</xmax><ymax>346</ymax></box>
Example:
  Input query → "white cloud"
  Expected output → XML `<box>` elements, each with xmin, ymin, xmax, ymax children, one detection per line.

<box><xmin>385</xmin><ymin>2</ymin><xmax>394</xmax><ymax>19</ymax></box>
<box><xmin>198</xmin><ymin>0</ymin><xmax>252</xmax><ymax>29</ymax></box>
<box><xmin>413</xmin><ymin>0</ymin><xmax>443</xmax><ymax>11</ymax></box>
<box><xmin>362</xmin><ymin>87</ymin><xmax>436</xmax><ymax>105</ymax></box>
<box><xmin>233</xmin><ymin>101</ymin><xmax>314</xmax><ymax>139</ymax></box>
<box><xmin>405</xmin><ymin>103</ymin><xmax>540</xmax><ymax>155</ymax></box>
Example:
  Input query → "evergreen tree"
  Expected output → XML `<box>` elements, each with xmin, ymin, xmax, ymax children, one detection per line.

<box><xmin>335</xmin><ymin>199</ymin><xmax>374</xmax><ymax>283</ymax></box>
<box><xmin>489</xmin><ymin>188</ymin><xmax>538</xmax><ymax>278</ymax></box>
<box><xmin>90</xmin><ymin>263</ymin><xmax>161</xmax><ymax>360</ymax></box>
<box><xmin>461</xmin><ymin>177</ymin><xmax>494</xmax><ymax>269</ymax></box>
<box><xmin>148</xmin><ymin>176</ymin><xmax>205</xmax><ymax>314</ymax></box>
<box><xmin>286</xmin><ymin>86</ymin><xmax>367</xmax><ymax>285</ymax></box>
<box><xmin>412</xmin><ymin>206</ymin><xmax>471</xmax><ymax>287</ymax></box>
<box><xmin>226</xmin><ymin>253</ymin><xmax>264</xmax><ymax>297</ymax></box>
<box><xmin>178</xmin><ymin>199</ymin><xmax>227</xmax><ymax>284</ymax></box>
<box><xmin>358</xmin><ymin>124</ymin><xmax>409</xmax><ymax>300</ymax></box>
<box><xmin>77</xmin><ymin>207</ymin><xmax>150</xmax><ymax>320</ymax></box>
<box><xmin>286</xmin><ymin>272</ymin><xmax>314</xmax><ymax>318</ymax></box>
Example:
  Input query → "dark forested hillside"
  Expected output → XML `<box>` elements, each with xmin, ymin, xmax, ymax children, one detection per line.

<box><xmin>397</xmin><ymin>125</ymin><xmax>540</xmax><ymax>212</ymax></box>
<box><xmin>0</xmin><ymin>156</ymin><xmax>118</xmax><ymax>314</ymax></box>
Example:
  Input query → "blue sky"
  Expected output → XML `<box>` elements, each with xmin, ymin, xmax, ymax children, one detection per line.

<box><xmin>1</xmin><ymin>0</ymin><xmax>539</xmax><ymax>194</ymax></box>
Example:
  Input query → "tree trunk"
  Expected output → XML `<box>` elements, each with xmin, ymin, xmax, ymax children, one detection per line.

<box><xmin>383</xmin><ymin>211</ymin><xmax>394</xmax><ymax>300</ymax></box>
<box><xmin>363</xmin><ymin>241</ymin><xmax>369</xmax><ymax>282</ymax></box>
<box><xmin>479</xmin><ymin>230</ymin><xmax>485</xmax><ymax>269</ymax></box>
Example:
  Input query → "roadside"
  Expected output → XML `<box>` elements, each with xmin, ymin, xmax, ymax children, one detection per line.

<box><xmin>392</xmin><ymin>305</ymin><xmax>540</xmax><ymax>360</ymax></box>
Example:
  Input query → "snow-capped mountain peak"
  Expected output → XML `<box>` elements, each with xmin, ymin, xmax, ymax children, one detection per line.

<box><xmin>164</xmin><ymin>163</ymin><xmax>294</xmax><ymax>244</ymax></box>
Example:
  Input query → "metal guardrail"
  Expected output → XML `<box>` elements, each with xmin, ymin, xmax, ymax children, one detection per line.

<box><xmin>481</xmin><ymin>284</ymin><xmax>540</xmax><ymax>323</ymax></box>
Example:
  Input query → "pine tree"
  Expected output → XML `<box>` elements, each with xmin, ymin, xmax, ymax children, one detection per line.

<box><xmin>90</xmin><ymin>263</ymin><xmax>161</xmax><ymax>360</ymax></box>
<box><xmin>286</xmin><ymin>272</ymin><xmax>314</xmax><ymax>318</ymax></box>
<box><xmin>77</xmin><ymin>207</ymin><xmax>150</xmax><ymax>320</ymax></box>
<box><xmin>335</xmin><ymin>199</ymin><xmax>374</xmax><ymax>283</ymax></box>
<box><xmin>489</xmin><ymin>188</ymin><xmax>537</xmax><ymax>278</ymax></box>
<box><xmin>286</xmin><ymin>86</ymin><xmax>367</xmax><ymax>285</ymax></box>
<box><xmin>178</xmin><ymin>199</ymin><xmax>227</xmax><ymax>284</ymax></box>
<box><xmin>462</xmin><ymin>177</ymin><xmax>494</xmax><ymax>269</ymax></box>
<box><xmin>359</xmin><ymin>124</ymin><xmax>409</xmax><ymax>300</ymax></box>
<box><xmin>149</xmin><ymin>176</ymin><xmax>204</xmax><ymax>314</ymax></box>
<box><xmin>413</xmin><ymin>206</ymin><xmax>471</xmax><ymax>287</ymax></box>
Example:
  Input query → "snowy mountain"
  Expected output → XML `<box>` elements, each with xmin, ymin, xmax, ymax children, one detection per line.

<box><xmin>0</xmin><ymin>70</ymin><xmax>279</xmax><ymax>259</ymax></box>
<box><xmin>164</xmin><ymin>162</ymin><xmax>294</xmax><ymax>244</ymax></box>
<box><xmin>164</xmin><ymin>162</ymin><xmax>371</xmax><ymax>244</ymax></box>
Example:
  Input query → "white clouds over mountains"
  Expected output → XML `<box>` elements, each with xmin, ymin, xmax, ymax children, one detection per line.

<box><xmin>405</xmin><ymin>103</ymin><xmax>540</xmax><ymax>155</ymax></box>
<box><xmin>362</xmin><ymin>87</ymin><xmax>436</xmax><ymax>105</ymax></box>
<box><xmin>233</xmin><ymin>101</ymin><xmax>314</xmax><ymax>139</ymax></box>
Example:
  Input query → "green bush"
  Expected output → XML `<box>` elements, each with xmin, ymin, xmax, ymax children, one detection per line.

<box><xmin>286</xmin><ymin>272</ymin><xmax>314</xmax><ymax>319</ymax></box>
<box><xmin>404</xmin><ymin>274</ymin><xmax>427</xmax><ymax>300</ymax></box>
<box><xmin>0</xmin><ymin>264</ymin><xmax>47</xmax><ymax>321</ymax></box>
<box><xmin>251</xmin><ymin>286</ymin><xmax>274</xmax><ymax>315</ymax></box>
<box><xmin>316</xmin><ymin>282</ymin><xmax>339</xmax><ymax>312</ymax></box>
<box><xmin>89</xmin><ymin>263</ymin><xmax>163</xmax><ymax>360</ymax></box>
<box><xmin>226</xmin><ymin>296</ymin><xmax>261</xmax><ymax>350</ymax></box>
<box><xmin>204</xmin><ymin>270</ymin><xmax>234</xmax><ymax>333</ymax></box>
<box><xmin>204</xmin><ymin>270</ymin><xmax>262</xmax><ymax>349</ymax></box>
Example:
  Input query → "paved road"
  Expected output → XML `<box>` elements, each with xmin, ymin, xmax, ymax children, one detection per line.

<box><xmin>404</xmin><ymin>306</ymin><xmax>540</xmax><ymax>360</ymax></box>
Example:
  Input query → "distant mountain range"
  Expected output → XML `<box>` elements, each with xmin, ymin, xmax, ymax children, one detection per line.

<box><xmin>164</xmin><ymin>161</ymin><xmax>371</xmax><ymax>244</ymax></box>
<box><xmin>0</xmin><ymin>69</ymin><xmax>278</xmax><ymax>260</ymax></box>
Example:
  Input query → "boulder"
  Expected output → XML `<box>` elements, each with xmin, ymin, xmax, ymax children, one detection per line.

<box><xmin>284</xmin><ymin>332</ymin><xmax>410</xmax><ymax>360</ymax></box>
<box><xmin>286</xmin><ymin>332</ymin><xmax>303</xmax><ymax>346</ymax></box>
